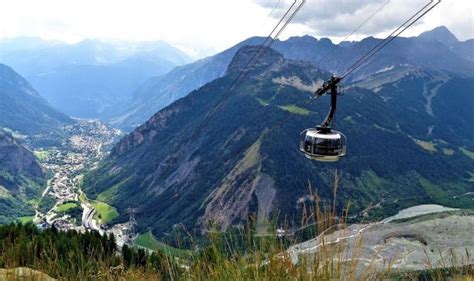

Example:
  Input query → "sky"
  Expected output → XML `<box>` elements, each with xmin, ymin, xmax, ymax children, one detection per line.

<box><xmin>0</xmin><ymin>0</ymin><xmax>472</xmax><ymax>58</ymax></box>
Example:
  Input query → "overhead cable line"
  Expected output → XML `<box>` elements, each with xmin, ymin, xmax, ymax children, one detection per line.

<box><xmin>262</xmin><ymin>0</ymin><xmax>282</xmax><ymax>28</ymax></box>
<box><xmin>261</xmin><ymin>0</ymin><xmax>395</xmax><ymax>134</ymax></box>
<box><xmin>190</xmin><ymin>0</ymin><xmax>387</xmax><ymax>142</ymax></box>
<box><xmin>341</xmin><ymin>0</ymin><xmax>441</xmax><ymax>79</ymax></box>
<box><xmin>190</xmin><ymin>0</ymin><xmax>306</xmax><ymax>141</ymax></box>
<box><xmin>266</xmin><ymin>0</ymin><xmax>440</xmax><ymax>135</ymax></box>
<box><xmin>313</xmin><ymin>0</ymin><xmax>392</xmax><ymax>67</ymax></box>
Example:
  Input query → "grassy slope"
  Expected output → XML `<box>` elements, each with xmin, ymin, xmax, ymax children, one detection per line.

<box><xmin>135</xmin><ymin>231</ymin><xmax>192</xmax><ymax>257</ymax></box>
<box><xmin>92</xmin><ymin>201</ymin><xmax>119</xmax><ymax>224</ymax></box>
<box><xmin>56</xmin><ymin>202</ymin><xmax>78</xmax><ymax>213</ymax></box>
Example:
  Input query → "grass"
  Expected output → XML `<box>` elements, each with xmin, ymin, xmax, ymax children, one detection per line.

<box><xmin>344</xmin><ymin>115</ymin><xmax>356</xmax><ymax>124</ymax></box>
<box><xmin>419</xmin><ymin>177</ymin><xmax>445</xmax><ymax>199</ymax></box>
<box><xmin>442</xmin><ymin>148</ymin><xmax>455</xmax><ymax>156</ymax></box>
<box><xmin>460</xmin><ymin>147</ymin><xmax>474</xmax><ymax>160</ymax></box>
<box><xmin>0</xmin><ymin>267</ymin><xmax>55</xmax><ymax>280</ymax></box>
<box><xmin>135</xmin><ymin>231</ymin><xmax>192</xmax><ymax>258</ymax></box>
<box><xmin>356</xmin><ymin>170</ymin><xmax>383</xmax><ymax>192</ymax></box>
<box><xmin>79</xmin><ymin>192</ymin><xmax>87</xmax><ymax>203</ymax></box>
<box><xmin>0</xmin><ymin>186</ymin><xmax>11</xmax><ymax>198</ymax></box>
<box><xmin>2</xmin><ymin>172</ymin><xmax>472</xmax><ymax>279</ymax></box>
<box><xmin>56</xmin><ymin>202</ymin><xmax>78</xmax><ymax>213</ymax></box>
<box><xmin>33</xmin><ymin>150</ymin><xmax>50</xmax><ymax>161</ymax></box>
<box><xmin>16</xmin><ymin>216</ymin><xmax>34</xmax><ymax>224</ymax></box>
<box><xmin>96</xmin><ymin>185</ymin><xmax>120</xmax><ymax>202</ymax></box>
<box><xmin>256</xmin><ymin>97</ymin><xmax>270</xmax><ymax>106</ymax></box>
<box><xmin>96</xmin><ymin>177</ymin><xmax>131</xmax><ymax>202</ymax></box>
<box><xmin>2</xmin><ymin>127</ymin><xmax>26</xmax><ymax>140</ymax></box>
<box><xmin>278</xmin><ymin>104</ymin><xmax>311</xmax><ymax>115</ymax></box>
<box><xmin>27</xmin><ymin>198</ymin><xmax>40</xmax><ymax>207</ymax></box>
<box><xmin>92</xmin><ymin>201</ymin><xmax>119</xmax><ymax>224</ymax></box>
<box><xmin>415</xmin><ymin>139</ymin><xmax>437</xmax><ymax>152</ymax></box>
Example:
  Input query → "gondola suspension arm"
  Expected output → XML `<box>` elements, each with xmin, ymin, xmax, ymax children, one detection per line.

<box><xmin>316</xmin><ymin>76</ymin><xmax>341</xmax><ymax>129</ymax></box>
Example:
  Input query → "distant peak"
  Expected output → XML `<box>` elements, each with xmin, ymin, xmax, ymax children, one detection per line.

<box><xmin>0</xmin><ymin>130</ymin><xmax>15</xmax><ymax>145</ymax></box>
<box><xmin>225</xmin><ymin>45</ymin><xmax>284</xmax><ymax>75</ymax></box>
<box><xmin>418</xmin><ymin>26</ymin><xmax>458</xmax><ymax>45</ymax></box>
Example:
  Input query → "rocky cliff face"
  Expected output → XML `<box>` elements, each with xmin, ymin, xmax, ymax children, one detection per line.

<box><xmin>0</xmin><ymin>131</ymin><xmax>45</xmax><ymax>223</ymax></box>
<box><xmin>0</xmin><ymin>132</ymin><xmax>43</xmax><ymax>180</ymax></box>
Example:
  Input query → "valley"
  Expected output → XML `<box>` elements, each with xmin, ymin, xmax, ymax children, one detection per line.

<box><xmin>29</xmin><ymin>120</ymin><xmax>130</xmax><ymax>242</ymax></box>
<box><xmin>1</xmin><ymin>21</ymin><xmax>473</xmax><ymax>278</ymax></box>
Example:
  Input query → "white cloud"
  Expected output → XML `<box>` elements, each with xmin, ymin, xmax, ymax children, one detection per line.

<box><xmin>0</xmin><ymin>0</ymin><xmax>281</xmax><ymax>57</ymax></box>
<box><xmin>0</xmin><ymin>0</ymin><xmax>472</xmax><ymax>59</ymax></box>
<box><xmin>257</xmin><ymin>0</ymin><xmax>474</xmax><ymax>42</ymax></box>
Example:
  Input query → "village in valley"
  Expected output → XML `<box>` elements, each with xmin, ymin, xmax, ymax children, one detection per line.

<box><xmin>30</xmin><ymin>120</ymin><xmax>136</xmax><ymax>247</ymax></box>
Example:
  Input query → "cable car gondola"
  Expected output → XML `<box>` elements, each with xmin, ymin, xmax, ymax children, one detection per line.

<box><xmin>300</xmin><ymin>127</ymin><xmax>346</xmax><ymax>162</ymax></box>
<box><xmin>299</xmin><ymin>76</ymin><xmax>347</xmax><ymax>162</ymax></box>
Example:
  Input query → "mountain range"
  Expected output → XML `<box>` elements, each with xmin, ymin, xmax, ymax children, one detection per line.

<box><xmin>0</xmin><ymin>38</ymin><xmax>191</xmax><ymax>119</ymax></box>
<box><xmin>83</xmin><ymin>37</ymin><xmax>474</xmax><ymax>238</ymax></box>
<box><xmin>1</xmin><ymin>25</ymin><xmax>472</xmax><ymax>237</ymax></box>
<box><xmin>110</xmin><ymin>26</ymin><xmax>474</xmax><ymax>131</ymax></box>
<box><xmin>0</xmin><ymin>63</ymin><xmax>73</xmax><ymax>138</ymax></box>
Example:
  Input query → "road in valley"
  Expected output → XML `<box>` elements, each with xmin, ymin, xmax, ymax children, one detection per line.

<box><xmin>33</xmin><ymin>120</ymin><xmax>122</xmax><ymax>233</ymax></box>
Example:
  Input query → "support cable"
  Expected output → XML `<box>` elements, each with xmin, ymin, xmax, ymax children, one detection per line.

<box><xmin>341</xmin><ymin>0</ymin><xmax>440</xmax><ymax>79</ymax></box>
<box><xmin>190</xmin><ymin>0</ymin><xmax>306</xmax><ymax>141</ymax></box>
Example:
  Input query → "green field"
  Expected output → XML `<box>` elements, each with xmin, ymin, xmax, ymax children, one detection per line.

<box><xmin>460</xmin><ymin>147</ymin><xmax>474</xmax><ymax>160</ymax></box>
<box><xmin>2</xmin><ymin>127</ymin><xmax>26</xmax><ymax>139</ymax></box>
<box><xmin>415</xmin><ymin>140</ymin><xmax>437</xmax><ymax>152</ymax></box>
<box><xmin>96</xmin><ymin>177</ymin><xmax>132</xmax><ymax>202</ymax></box>
<box><xmin>56</xmin><ymin>202</ymin><xmax>78</xmax><ymax>213</ymax></box>
<box><xmin>92</xmin><ymin>201</ymin><xmax>119</xmax><ymax>224</ymax></box>
<box><xmin>442</xmin><ymin>148</ymin><xmax>455</xmax><ymax>156</ymax></box>
<box><xmin>17</xmin><ymin>216</ymin><xmax>34</xmax><ymax>224</ymax></box>
<box><xmin>135</xmin><ymin>231</ymin><xmax>192</xmax><ymax>257</ymax></box>
<box><xmin>33</xmin><ymin>150</ymin><xmax>50</xmax><ymax>161</ymax></box>
<box><xmin>278</xmin><ymin>104</ymin><xmax>311</xmax><ymax>115</ymax></box>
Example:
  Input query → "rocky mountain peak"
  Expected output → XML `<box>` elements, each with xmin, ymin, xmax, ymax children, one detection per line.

<box><xmin>225</xmin><ymin>45</ymin><xmax>284</xmax><ymax>76</ymax></box>
<box><xmin>0</xmin><ymin>131</ymin><xmax>14</xmax><ymax>145</ymax></box>
<box><xmin>418</xmin><ymin>26</ymin><xmax>459</xmax><ymax>46</ymax></box>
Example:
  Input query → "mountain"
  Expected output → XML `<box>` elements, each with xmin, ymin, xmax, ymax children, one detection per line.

<box><xmin>276</xmin><ymin>28</ymin><xmax>474</xmax><ymax>82</ymax></box>
<box><xmin>418</xmin><ymin>26</ymin><xmax>459</xmax><ymax>46</ymax></box>
<box><xmin>112</xmin><ymin>26</ymin><xmax>474</xmax><ymax>131</ymax></box>
<box><xmin>109</xmin><ymin>37</ymin><xmax>266</xmax><ymax>130</ymax></box>
<box><xmin>407</xmin><ymin>26</ymin><xmax>474</xmax><ymax>73</ymax></box>
<box><xmin>0</xmin><ymin>38</ymin><xmax>191</xmax><ymax>119</ymax></box>
<box><xmin>0</xmin><ymin>131</ymin><xmax>45</xmax><ymax>223</ymax></box>
<box><xmin>27</xmin><ymin>57</ymin><xmax>176</xmax><ymax>119</ymax></box>
<box><xmin>452</xmin><ymin>39</ymin><xmax>474</xmax><ymax>63</ymax></box>
<box><xmin>84</xmin><ymin>46</ymin><xmax>474</xmax><ymax>237</ymax></box>
<box><xmin>0</xmin><ymin>64</ymin><xmax>73</xmax><ymax>136</ymax></box>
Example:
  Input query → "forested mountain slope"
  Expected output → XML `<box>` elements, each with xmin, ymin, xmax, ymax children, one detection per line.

<box><xmin>0</xmin><ymin>131</ymin><xmax>45</xmax><ymax>223</ymax></box>
<box><xmin>113</xmin><ymin>26</ymin><xmax>474</xmax><ymax>131</ymax></box>
<box><xmin>84</xmin><ymin>46</ymin><xmax>474</xmax><ymax>237</ymax></box>
<box><xmin>0</xmin><ymin>64</ymin><xmax>73</xmax><ymax>136</ymax></box>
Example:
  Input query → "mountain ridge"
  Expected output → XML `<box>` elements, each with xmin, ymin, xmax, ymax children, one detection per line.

<box><xmin>111</xmin><ymin>26</ymin><xmax>474</xmax><ymax>131</ymax></box>
<box><xmin>0</xmin><ymin>63</ymin><xmax>73</xmax><ymax>136</ymax></box>
<box><xmin>0</xmin><ymin>130</ymin><xmax>45</xmax><ymax>224</ymax></box>
<box><xmin>0</xmin><ymin>38</ymin><xmax>192</xmax><ymax>119</ymax></box>
<box><xmin>85</xmin><ymin>45</ymin><xmax>474</xmax><ymax>237</ymax></box>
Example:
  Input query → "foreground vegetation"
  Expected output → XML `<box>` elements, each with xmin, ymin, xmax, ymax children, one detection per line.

<box><xmin>0</xmin><ymin>223</ymin><xmax>173</xmax><ymax>279</ymax></box>
<box><xmin>2</xmin><ymin>180</ymin><xmax>473</xmax><ymax>280</ymax></box>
